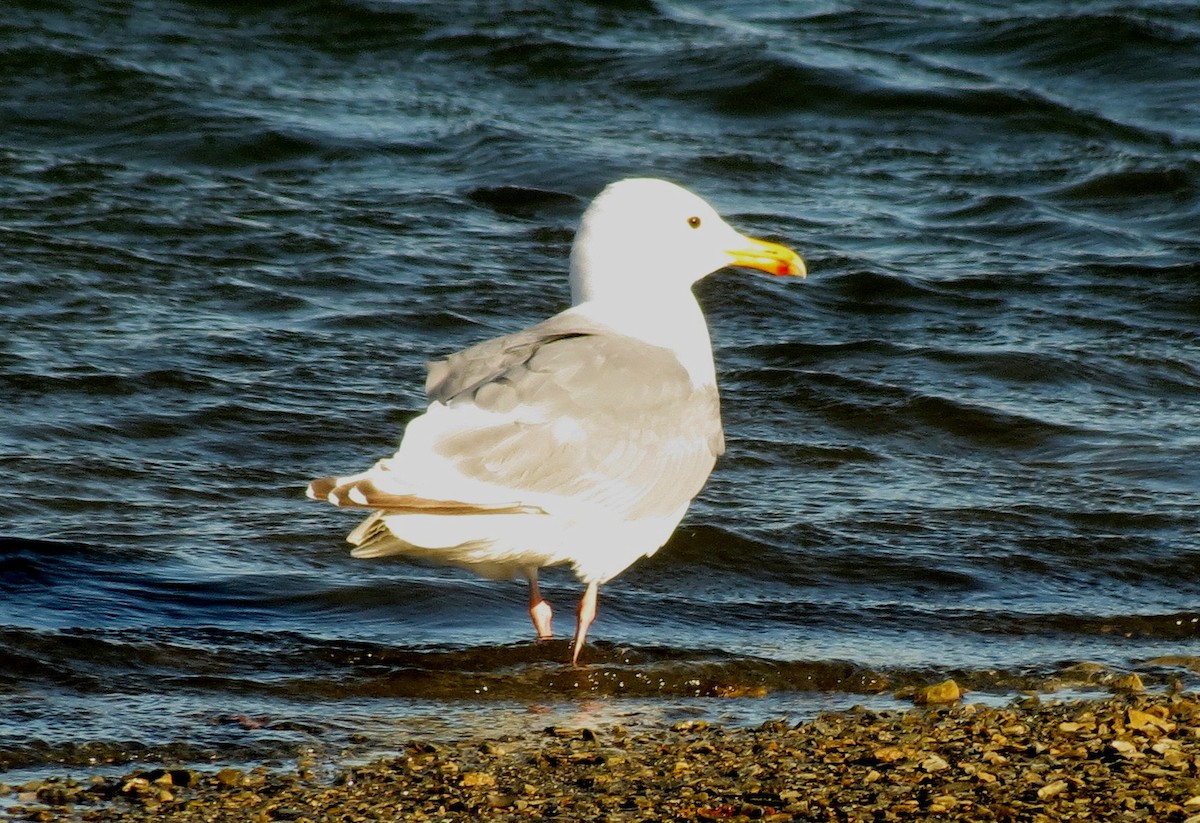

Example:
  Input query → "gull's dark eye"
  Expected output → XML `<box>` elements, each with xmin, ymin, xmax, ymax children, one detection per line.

<box><xmin>687</xmin><ymin>216</ymin><xmax>702</xmax><ymax>229</ymax></box>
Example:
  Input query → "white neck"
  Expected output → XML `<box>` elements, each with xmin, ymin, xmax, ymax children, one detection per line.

<box><xmin>566</xmin><ymin>291</ymin><xmax>717</xmax><ymax>388</ymax></box>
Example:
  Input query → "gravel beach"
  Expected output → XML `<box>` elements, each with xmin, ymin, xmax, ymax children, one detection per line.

<box><xmin>5</xmin><ymin>690</ymin><xmax>1199</xmax><ymax>822</ymax></box>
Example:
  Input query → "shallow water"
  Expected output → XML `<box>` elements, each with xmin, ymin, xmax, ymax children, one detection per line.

<box><xmin>2</xmin><ymin>0</ymin><xmax>1198</xmax><ymax>771</ymax></box>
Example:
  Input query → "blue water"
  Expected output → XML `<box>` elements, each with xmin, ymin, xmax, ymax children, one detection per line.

<box><xmin>2</xmin><ymin>0</ymin><xmax>1198</xmax><ymax>771</ymax></box>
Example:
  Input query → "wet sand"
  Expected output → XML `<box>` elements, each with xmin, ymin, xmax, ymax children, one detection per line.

<box><xmin>6</xmin><ymin>690</ymin><xmax>1199</xmax><ymax>822</ymax></box>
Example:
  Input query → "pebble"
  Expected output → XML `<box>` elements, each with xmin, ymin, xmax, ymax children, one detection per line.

<box><xmin>913</xmin><ymin>678</ymin><xmax>963</xmax><ymax>705</ymax></box>
<box><xmin>214</xmin><ymin>768</ymin><xmax>245</xmax><ymax>788</ymax></box>
<box><xmin>920</xmin><ymin>753</ymin><xmax>951</xmax><ymax>772</ymax></box>
<box><xmin>460</xmin><ymin>771</ymin><xmax>496</xmax><ymax>788</ymax></box>
<box><xmin>4</xmin><ymin>691</ymin><xmax>1198</xmax><ymax>822</ymax></box>
<box><xmin>1114</xmin><ymin>672</ymin><xmax>1146</xmax><ymax>692</ymax></box>
<box><xmin>1037</xmin><ymin>779</ymin><xmax>1069</xmax><ymax>800</ymax></box>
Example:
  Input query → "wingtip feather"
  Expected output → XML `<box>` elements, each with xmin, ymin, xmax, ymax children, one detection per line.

<box><xmin>306</xmin><ymin>476</ymin><xmax>336</xmax><ymax>501</ymax></box>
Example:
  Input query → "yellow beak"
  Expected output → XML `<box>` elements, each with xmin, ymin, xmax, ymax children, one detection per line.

<box><xmin>727</xmin><ymin>236</ymin><xmax>807</xmax><ymax>278</ymax></box>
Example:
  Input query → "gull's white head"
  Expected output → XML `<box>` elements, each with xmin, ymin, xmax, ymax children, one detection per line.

<box><xmin>568</xmin><ymin>178</ymin><xmax>805</xmax><ymax>305</ymax></box>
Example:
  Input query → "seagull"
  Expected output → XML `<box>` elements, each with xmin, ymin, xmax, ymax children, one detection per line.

<box><xmin>307</xmin><ymin>178</ymin><xmax>805</xmax><ymax>665</ymax></box>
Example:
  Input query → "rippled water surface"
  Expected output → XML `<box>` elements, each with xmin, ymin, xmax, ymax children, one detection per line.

<box><xmin>2</xmin><ymin>0</ymin><xmax>1198</xmax><ymax>771</ymax></box>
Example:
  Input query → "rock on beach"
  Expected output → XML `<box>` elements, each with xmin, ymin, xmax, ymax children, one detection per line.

<box><xmin>5</xmin><ymin>692</ymin><xmax>1200</xmax><ymax>822</ymax></box>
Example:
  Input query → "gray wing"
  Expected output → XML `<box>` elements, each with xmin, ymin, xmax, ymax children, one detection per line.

<box><xmin>425</xmin><ymin>320</ymin><xmax>586</xmax><ymax>403</ymax></box>
<box><xmin>421</xmin><ymin>316</ymin><xmax>724</xmax><ymax>520</ymax></box>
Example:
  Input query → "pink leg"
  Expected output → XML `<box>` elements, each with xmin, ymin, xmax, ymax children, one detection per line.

<box><xmin>570</xmin><ymin>582</ymin><xmax>599</xmax><ymax>666</ymax></box>
<box><xmin>526</xmin><ymin>569</ymin><xmax>553</xmax><ymax>640</ymax></box>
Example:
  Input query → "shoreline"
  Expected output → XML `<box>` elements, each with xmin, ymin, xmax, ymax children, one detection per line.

<box><xmin>5</xmin><ymin>690</ymin><xmax>1199</xmax><ymax>822</ymax></box>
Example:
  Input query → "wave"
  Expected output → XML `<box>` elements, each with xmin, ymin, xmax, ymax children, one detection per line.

<box><xmin>3</xmin><ymin>622</ymin><xmax>1193</xmax><ymax>706</ymax></box>
<box><xmin>958</xmin><ymin>12</ymin><xmax>1200</xmax><ymax>79</ymax></box>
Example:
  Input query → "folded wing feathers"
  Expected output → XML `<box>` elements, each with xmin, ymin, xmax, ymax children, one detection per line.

<box><xmin>306</xmin><ymin>475</ymin><xmax>546</xmax><ymax>515</ymax></box>
<box><xmin>425</xmin><ymin>318</ymin><xmax>596</xmax><ymax>403</ymax></box>
<box><xmin>309</xmin><ymin>315</ymin><xmax>713</xmax><ymax>539</ymax></box>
